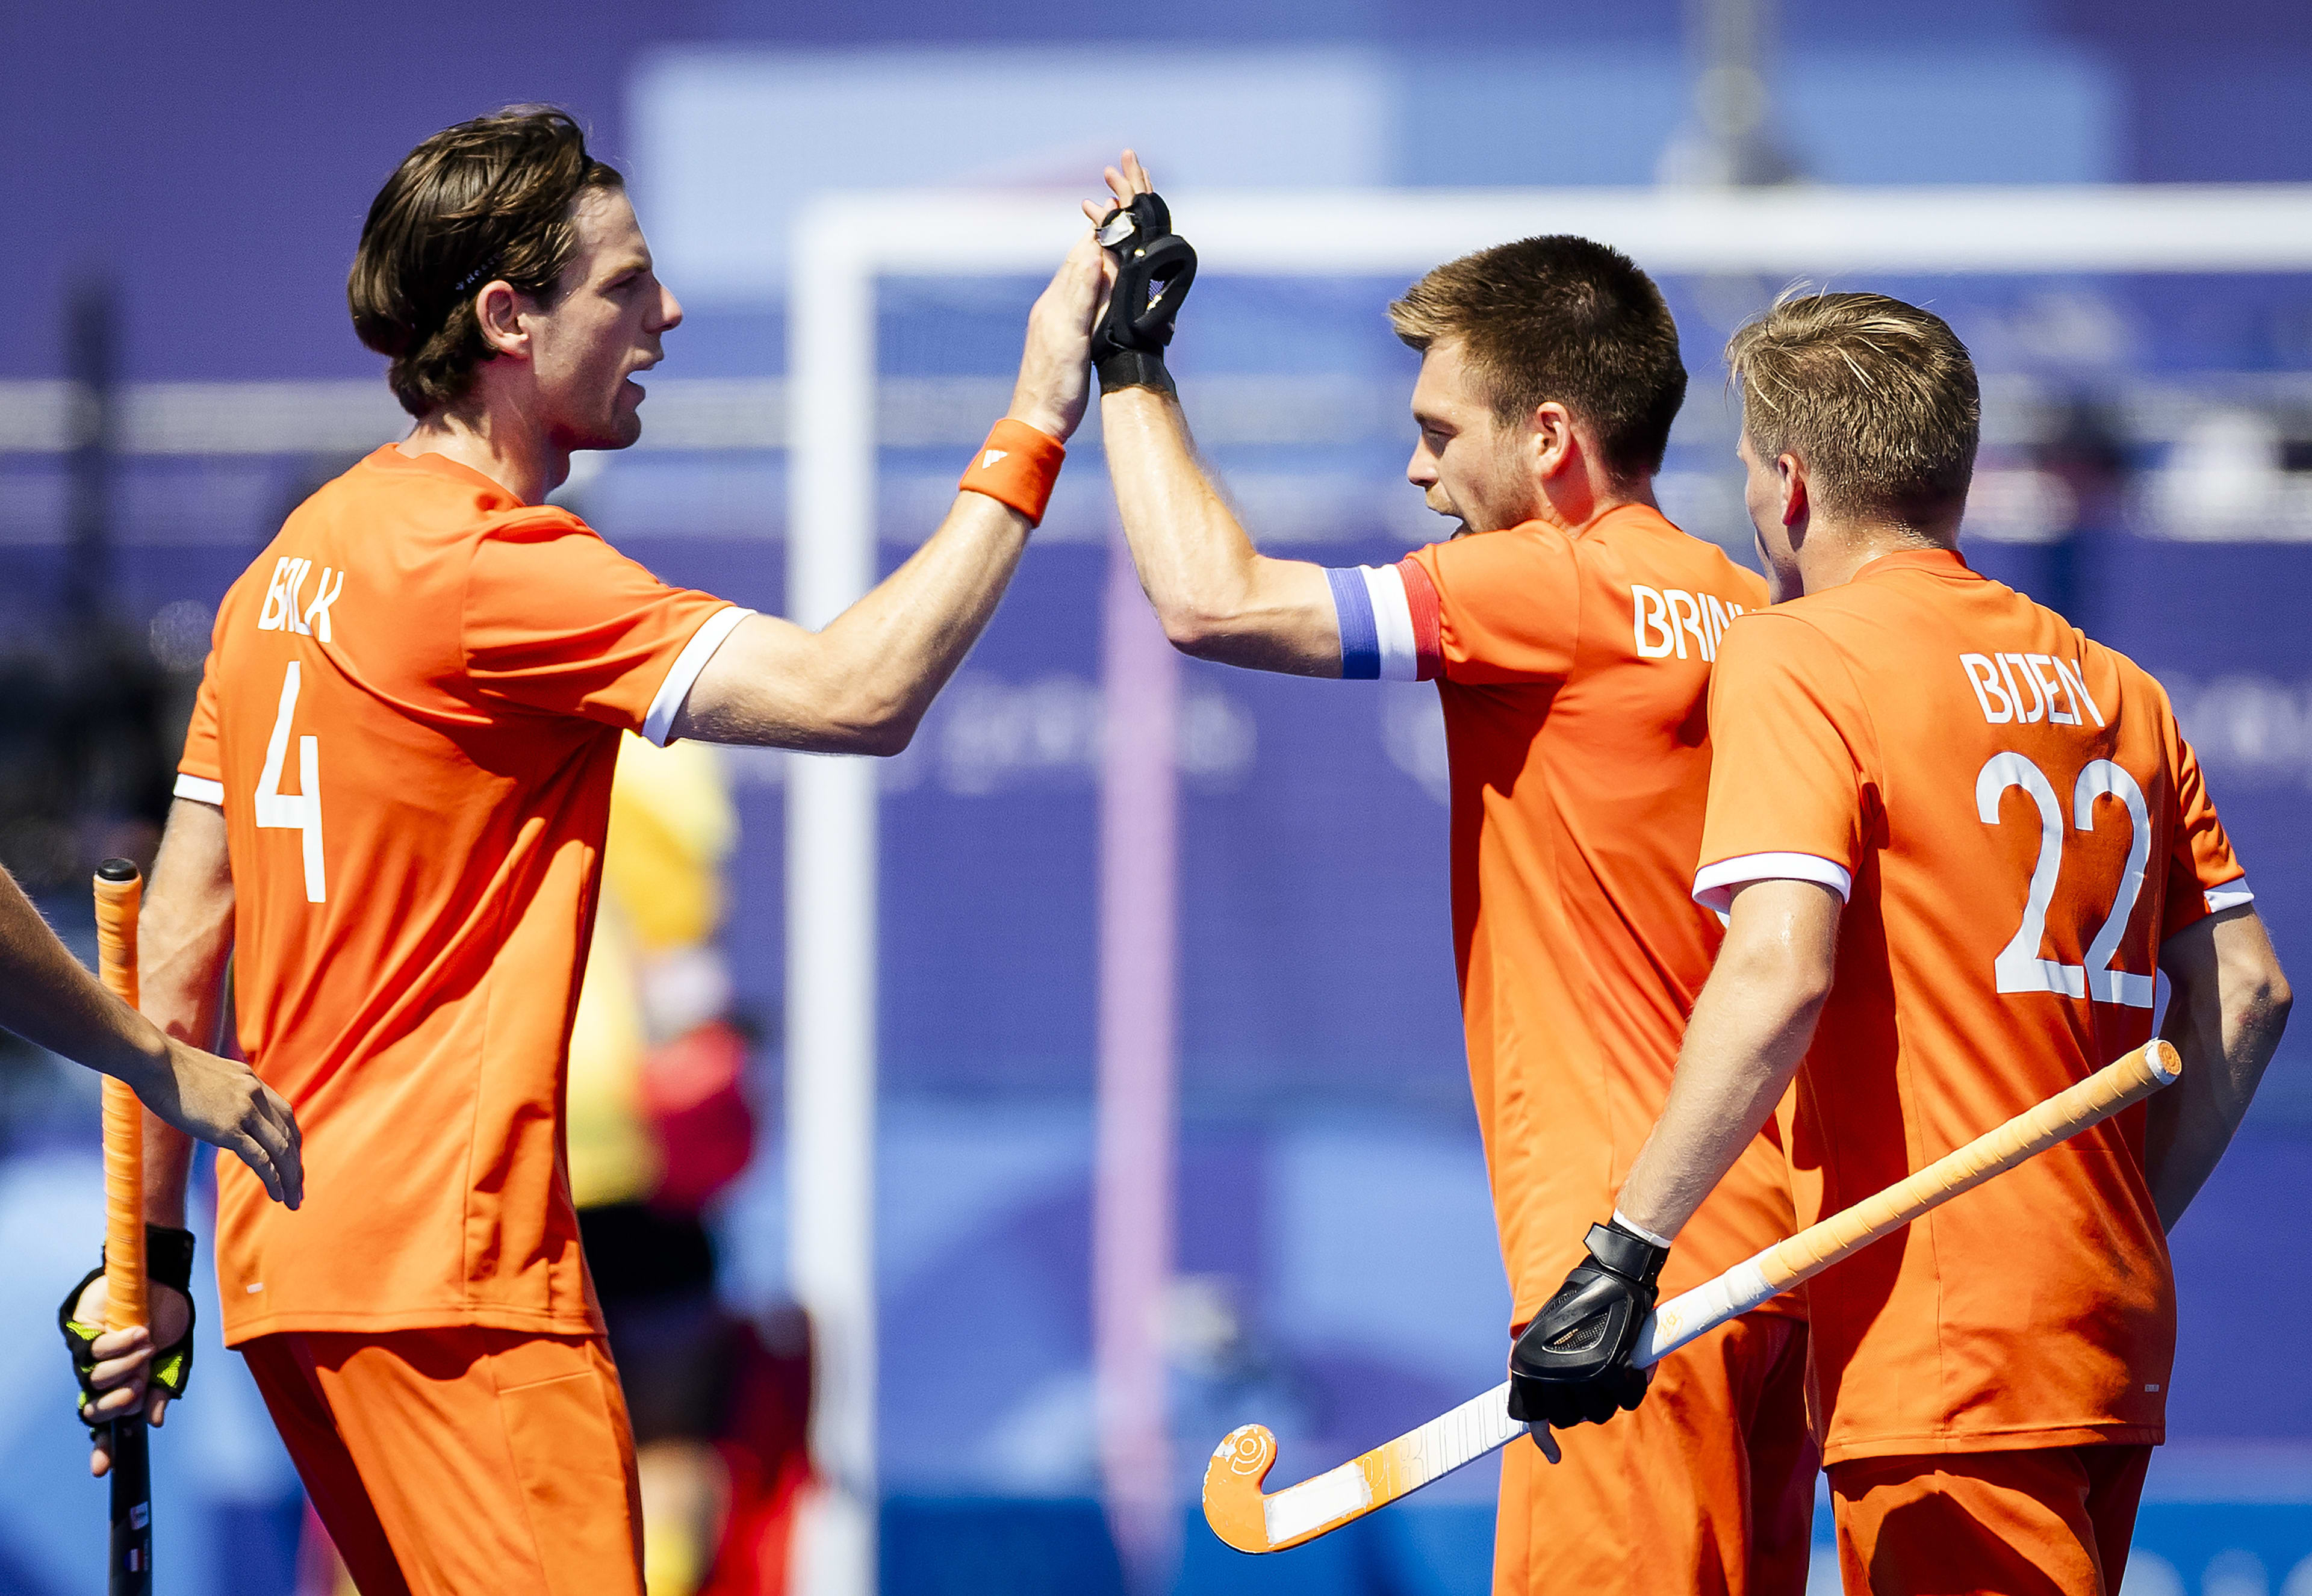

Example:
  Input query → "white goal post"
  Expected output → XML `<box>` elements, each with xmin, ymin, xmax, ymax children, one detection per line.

<box><xmin>781</xmin><ymin>182</ymin><xmax>2312</xmax><ymax>1596</ymax></box>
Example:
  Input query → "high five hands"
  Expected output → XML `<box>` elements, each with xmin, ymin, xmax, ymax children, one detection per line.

<box><xmin>1080</xmin><ymin>150</ymin><xmax>1197</xmax><ymax>394</ymax></box>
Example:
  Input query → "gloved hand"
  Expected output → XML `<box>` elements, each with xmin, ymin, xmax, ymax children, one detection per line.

<box><xmin>60</xmin><ymin>1224</ymin><xmax>197</xmax><ymax>1432</ymax></box>
<box><xmin>1091</xmin><ymin>189</ymin><xmax>1196</xmax><ymax>395</ymax></box>
<box><xmin>1507</xmin><ymin>1218</ymin><xmax>1667</xmax><ymax>1431</ymax></box>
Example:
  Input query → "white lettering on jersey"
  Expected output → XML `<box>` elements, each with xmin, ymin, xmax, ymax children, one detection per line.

<box><xmin>301</xmin><ymin>568</ymin><xmax>345</xmax><ymax>641</ymax></box>
<box><xmin>1633</xmin><ymin>585</ymin><xmax>1673</xmax><ymax>657</ymax></box>
<box><xmin>256</xmin><ymin>557</ymin><xmax>298</xmax><ymax>631</ymax></box>
<box><xmin>1961</xmin><ymin>650</ymin><xmax>2107</xmax><ymax>728</ymax></box>
<box><xmin>1961</xmin><ymin>653</ymin><xmax>2016</xmax><ymax>722</ymax></box>
<box><xmin>256</xmin><ymin>556</ymin><xmax>345</xmax><ymax>641</ymax></box>
<box><xmin>1631</xmin><ymin>586</ymin><xmax>1747</xmax><ymax>663</ymax></box>
<box><xmin>1999</xmin><ymin>653</ymin><xmax>2048</xmax><ymax>723</ymax></box>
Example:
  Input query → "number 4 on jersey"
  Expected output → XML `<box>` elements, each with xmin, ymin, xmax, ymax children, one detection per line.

<box><xmin>1977</xmin><ymin>753</ymin><xmax>2152</xmax><ymax>1008</ymax></box>
<box><xmin>256</xmin><ymin>662</ymin><xmax>326</xmax><ymax>904</ymax></box>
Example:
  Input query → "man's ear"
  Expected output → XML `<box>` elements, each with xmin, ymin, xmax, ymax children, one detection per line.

<box><xmin>1529</xmin><ymin>401</ymin><xmax>1576</xmax><ymax>479</ymax></box>
<box><xmin>1778</xmin><ymin>452</ymin><xmax>1810</xmax><ymax>529</ymax></box>
<box><xmin>473</xmin><ymin>282</ymin><xmax>529</xmax><ymax>361</ymax></box>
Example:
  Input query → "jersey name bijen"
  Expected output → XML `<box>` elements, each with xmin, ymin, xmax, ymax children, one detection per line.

<box><xmin>1959</xmin><ymin>651</ymin><xmax>2104</xmax><ymax>727</ymax></box>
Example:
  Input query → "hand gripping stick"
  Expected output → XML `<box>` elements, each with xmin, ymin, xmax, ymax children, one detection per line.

<box><xmin>1202</xmin><ymin>1039</ymin><xmax>2182</xmax><ymax>1554</ymax></box>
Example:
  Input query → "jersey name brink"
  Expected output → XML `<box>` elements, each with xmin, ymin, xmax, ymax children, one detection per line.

<box><xmin>1631</xmin><ymin>585</ymin><xmax>1748</xmax><ymax>663</ymax></box>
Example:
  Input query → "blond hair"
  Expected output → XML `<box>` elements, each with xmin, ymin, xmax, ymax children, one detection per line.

<box><xmin>1725</xmin><ymin>290</ymin><xmax>1978</xmax><ymax>526</ymax></box>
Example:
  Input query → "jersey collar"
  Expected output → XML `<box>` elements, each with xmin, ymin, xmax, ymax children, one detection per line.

<box><xmin>364</xmin><ymin>444</ymin><xmax>526</xmax><ymax>508</ymax></box>
<box><xmin>1852</xmin><ymin>545</ymin><xmax>1978</xmax><ymax>583</ymax></box>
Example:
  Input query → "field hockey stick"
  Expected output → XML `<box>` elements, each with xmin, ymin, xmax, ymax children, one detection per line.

<box><xmin>1203</xmin><ymin>1037</ymin><xmax>2181</xmax><ymax>1554</ymax></box>
<box><xmin>95</xmin><ymin>858</ymin><xmax>154</xmax><ymax>1596</ymax></box>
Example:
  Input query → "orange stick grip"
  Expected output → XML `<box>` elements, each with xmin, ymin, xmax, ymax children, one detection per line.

<box><xmin>95</xmin><ymin>865</ymin><xmax>146</xmax><ymax>1334</ymax></box>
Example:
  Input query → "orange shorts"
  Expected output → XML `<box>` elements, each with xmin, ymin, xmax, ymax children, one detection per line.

<box><xmin>1495</xmin><ymin>1311</ymin><xmax>1817</xmax><ymax>1596</ymax></box>
<box><xmin>1828</xmin><ymin>1444</ymin><xmax>2151</xmax><ymax>1596</ymax></box>
<box><xmin>241</xmin><ymin>1327</ymin><xmax>644</xmax><ymax>1596</ymax></box>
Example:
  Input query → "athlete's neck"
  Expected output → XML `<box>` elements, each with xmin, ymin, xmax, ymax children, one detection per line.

<box><xmin>398</xmin><ymin>402</ymin><xmax>570</xmax><ymax>507</ymax></box>
<box><xmin>1523</xmin><ymin>469</ymin><xmax>1659</xmax><ymax>536</ymax></box>
<box><xmin>1794</xmin><ymin>519</ymin><xmax>1959</xmax><ymax>595</ymax></box>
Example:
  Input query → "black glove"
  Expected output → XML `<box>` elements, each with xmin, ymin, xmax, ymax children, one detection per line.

<box><xmin>60</xmin><ymin>1223</ymin><xmax>197</xmax><ymax>1432</ymax></box>
<box><xmin>1092</xmin><ymin>190</ymin><xmax>1197</xmax><ymax>395</ymax></box>
<box><xmin>1507</xmin><ymin>1219</ymin><xmax>1667</xmax><ymax>1431</ymax></box>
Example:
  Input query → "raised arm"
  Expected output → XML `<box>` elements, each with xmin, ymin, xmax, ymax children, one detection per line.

<box><xmin>2147</xmin><ymin>904</ymin><xmax>2291</xmax><ymax>1229</ymax></box>
<box><xmin>1088</xmin><ymin>151</ymin><xmax>1341</xmax><ymax>677</ymax></box>
<box><xmin>671</xmin><ymin>231</ymin><xmax>1104</xmax><ymax>752</ymax></box>
<box><xmin>1101</xmin><ymin>388</ymin><xmax>1341</xmax><ymax>675</ymax></box>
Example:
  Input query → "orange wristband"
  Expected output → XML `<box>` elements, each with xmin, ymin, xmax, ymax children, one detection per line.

<box><xmin>958</xmin><ymin>420</ymin><xmax>1065</xmax><ymax>526</ymax></box>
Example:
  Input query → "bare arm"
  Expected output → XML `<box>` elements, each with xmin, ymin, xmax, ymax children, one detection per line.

<box><xmin>1088</xmin><ymin>152</ymin><xmax>1341</xmax><ymax>676</ymax></box>
<box><xmin>1614</xmin><ymin>880</ymin><xmax>1841</xmax><ymax>1241</ymax></box>
<box><xmin>671</xmin><ymin>232</ymin><xmax>1104</xmax><ymax>752</ymax></box>
<box><xmin>1101</xmin><ymin>387</ymin><xmax>1343</xmax><ymax>675</ymax></box>
<box><xmin>2147</xmin><ymin>904</ymin><xmax>2292</xmax><ymax>1229</ymax></box>
<box><xmin>75</xmin><ymin>796</ymin><xmax>292</xmax><ymax>1465</ymax></box>
<box><xmin>135</xmin><ymin>797</ymin><xmax>255</xmax><ymax>1223</ymax></box>
<box><xmin>0</xmin><ymin>812</ymin><xmax>293</xmax><ymax>1208</ymax></box>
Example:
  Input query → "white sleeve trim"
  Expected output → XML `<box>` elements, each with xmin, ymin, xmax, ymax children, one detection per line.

<box><xmin>1693</xmin><ymin>851</ymin><xmax>1854</xmax><ymax>914</ymax></box>
<box><xmin>1359</xmin><ymin>565</ymin><xmax>1422</xmax><ymax>683</ymax></box>
<box><xmin>642</xmin><ymin>606</ymin><xmax>754</xmax><ymax>747</ymax></box>
<box><xmin>173</xmin><ymin>774</ymin><xmax>225</xmax><ymax>806</ymax></box>
<box><xmin>2205</xmin><ymin>879</ymin><xmax>2255</xmax><ymax>913</ymax></box>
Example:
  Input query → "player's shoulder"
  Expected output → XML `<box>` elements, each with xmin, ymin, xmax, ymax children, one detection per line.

<box><xmin>1580</xmin><ymin>504</ymin><xmax>1767</xmax><ymax>596</ymax></box>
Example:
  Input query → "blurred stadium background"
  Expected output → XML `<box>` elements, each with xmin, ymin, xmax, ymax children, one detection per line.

<box><xmin>5</xmin><ymin>2</ymin><xmax>2312</xmax><ymax>1594</ymax></box>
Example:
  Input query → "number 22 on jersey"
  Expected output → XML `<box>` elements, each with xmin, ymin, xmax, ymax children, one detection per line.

<box><xmin>256</xmin><ymin>662</ymin><xmax>326</xmax><ymax>904</ymax></box>
<box><xmin>1977</xmin><ymin>752</ymin><xmax>2151</xmax><ymax>1008</ymax></box>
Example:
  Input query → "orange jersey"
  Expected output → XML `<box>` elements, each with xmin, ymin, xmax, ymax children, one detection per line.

<box><xmin>1696</xmin><ymin>548</ymin><xmax>2249</xmax><ymax>1464</ymax></box>
<box><xmin>177</xmin><ymin>445</ymin><xmax>748</xmax><ymax>1343</ymax></box>
<box><xmin>1385</xmin><ymin>503</ymin><xmax>1794</xmax><ymax>1324</ymax></box>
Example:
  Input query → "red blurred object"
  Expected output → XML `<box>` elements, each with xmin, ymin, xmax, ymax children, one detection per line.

<box><xmin>641</xmin><ymin>1019</ymin><xmax>756</xmax><ymax>1216</ymax></box>
<box><xmin>698</xmin><ymin>1308</ymin><xmax>815</xmax><ymax>1596</ymax></box>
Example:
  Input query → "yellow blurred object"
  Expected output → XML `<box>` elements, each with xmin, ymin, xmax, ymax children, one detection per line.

<box><xmin>604</xmin><ymin>732</ymin><xmax>736</xmax><ymax>955</ymax></box>
<box><xmin>566</xmin><ymin>733</ymin><xmax>737</xmax><ymax>1211</ymax></box>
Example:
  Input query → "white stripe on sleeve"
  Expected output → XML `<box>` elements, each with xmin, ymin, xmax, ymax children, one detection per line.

<box><xmin>1693</xmin><ymin>852</ymin><xmax>1854</xmax><ymax>914</ymax></box>
<box><xmin>173</xmin><ymin>774</ymin><xmax>225</xmax><ymax>806</ymax></box>
<box><xmin>643</xmin><ymin>606</ymin><xmax>756</xmax><ymax>747</ymax></box>
<box><xmin>2205</xmin><ymin>880</ymin><xmax>2255</xmax><ymax>913</ymax></box>
<box><xmin>1360</xmin><ymin>565</ymin><xmax>1421</xmax><ymax>682</ymax></box>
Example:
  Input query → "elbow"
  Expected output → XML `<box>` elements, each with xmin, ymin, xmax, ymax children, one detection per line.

<box><xmin>1154</xmin><ymin>602</ymin><xmax>1235</xmax><ymax>660</ymax></box>
<box><xmin>2261</xmin><ymin>963</ymin><xmax>2294</xmax><ymax>1036</ymax></box>
<box><xmin>836</xmin><ymin>707</ymin><xmax>918</xmax><ymax>759</ymax></box>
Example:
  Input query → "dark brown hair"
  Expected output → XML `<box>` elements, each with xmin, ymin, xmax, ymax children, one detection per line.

<box><xmin>1726</xmin><ymin>290</ymin><xmax>1980</xmax><ymax>525</ymax></box>
<box><xmin>349</xmin><ymin>105</ymin><xmax>624</xmax><ymax>418</ymax></box>
<box><xmin>1388</xmin><ymin>236</ymin><xmax>1688</xmax><ymax>481</ymax></box>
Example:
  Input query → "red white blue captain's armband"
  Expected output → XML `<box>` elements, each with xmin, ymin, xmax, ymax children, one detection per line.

<box><xmin>1326</xmin><ymin>559</ymin><xmax>1443</xmax><ymax>681</ymax></box>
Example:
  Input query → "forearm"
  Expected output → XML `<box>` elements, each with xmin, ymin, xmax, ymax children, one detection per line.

<box><xmin>2148</xmin><ymin>908</ymin><xmax>2292</xmax><ymax>1229</ymax></box>
<box><xmin>1615</xmin><ymin>880</ymin><xmax>1838</xmax><ymax>1240</ymax></box>
<box><xmin>810</xmin><ymin>492</ymin><xmax>1033</xmax><ymax>744</ymax></box>
<box><xmin>1615</xmin><ymin>978</ymin><xmax>1816</xmax><ymax>1241</ymax></box>
<box><xmin>0</xmin><ymin>864</ymin><xmax>168</xmax><ymax>1081</ymax></box>
<box><xmin>1101</xmin><ymin>388</ymin><xmax>1337</xmax><ymax>674</ymax></box>
<box><xmin>673</xmin><ymin>490</ymin><xmax>1031</xmax><ymax>754</ymax></box>
<box><xmin>137</xmin><ymin>800</ymin><xmax>238</xmax><ymax>1226</ymax></box>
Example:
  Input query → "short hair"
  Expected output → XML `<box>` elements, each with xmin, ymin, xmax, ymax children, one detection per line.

<box><xmin>1387</xmin><ymin>236</ymin><xmax>1687</xmax><ymax>482</ymax></box>
<box><xmin>1725</xmin><ymin>290</ymin><xmax>1980</xmax><ymax>526</ymax></box>
<box><xmin>349</xmin><ymin>105</ymin><xmax>624</xmax><ymax>418</ymax></box>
